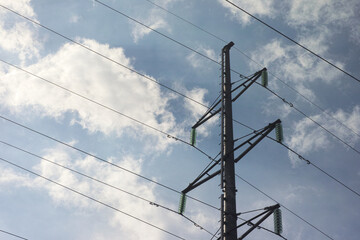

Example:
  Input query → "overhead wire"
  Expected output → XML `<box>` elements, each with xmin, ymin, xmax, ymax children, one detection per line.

<box><xmin>0</xmin><ymin>3</ymin><xmax>355</xmax><ymax>238</ymax></box>
<box><xmin>91</xmin><ymin>0</ymin><xmax>360</xmax><ymax>156</ymax></box>
<box><xmin>0</xmin><ymin>76</ymin><xmax>324</xmax><ymax>240</ymax></box>
<box><xmin>0</xmin><ymin>140</ymin><xmax>282</xmax><ymax>239</ymax></box>
<box><xmin>184</xmin><ymin>138</ymin><xmax>336</xmax><ymax>240</ymax></box>
<box><xmin>1</xmin><ymin>2</ymin><xmax>282</xmax><ymax>238</ymax></box>
<box><xmin>237</xmin><ymin>116</ymin><xmax>360</xmax><ymax>199</ymax></box>
<box><xmin>0</xmin><ymin>229</ymin><xmax>28</xmax><ymax>240</ymax></box>
<box><xmin>93</xmin><ymin>0</ymin><xmax>244</xmax><ymax>77</ymax></box>
<box><xmin>0</xmin><ymin>115</ymin><xmax>282</xmax><ymax>239</ymax></box>
<box><xmin>0</xmin><ymin>140</ymin><xmax>214</xmax><ymax>236</ymax></box>
<box><xmin>236</xmin><ymin>216</ymin><xmax>288</xmax><ymax>240</ymax></box>
<box><xmin>143</xmin><ymin>0</ymin><xmax>226</xmax><ymax>44</ymax></box>
<box><xmin>278</xmin><ymin>141</ymin><xmax>360</xmax><ymax>198</ymax></box>
<box><xmin>0</xmin><ymin>157</ymin><xmax>187</xmax><ymax>240</ymax></box>
<box><xmin>242</xmin><ymin>49</ymin><xmax>360</xmax><ymax>140</ymax></box>
<box><xmin>90</xmin><ymin>1</ymin><xmax>356</xmax><ymax>237</ymax></box>
<box><xmin>235</xmin><ymin>174</ymin><xmax>335</xmax><ymax>240</ymax></box>
<box><xmin>0</xmin><ymin>58</ymin><xmax>214</xmax><ymax>162</ymax></box>
<box><xmin>0</xmin><ymin>4</ymin><xmax>207</xmax><ymax>110</ymax></box>
<box><xmin>94</xmin><ymin>0</ymin><xmax>218</xmax><ymax>65</ymax></box>
<box><xmin>0</xmin><ymin>114</ymin><xmax>218</xmax><ymax>211</ymax></box>
<box><xmin>0</xmin><ymin>139</ymin><xmax>288</xmax><ymax>239</ymax></box>
<box><xmin>260</xmin><ymin>82</ymin><xmax>360</xmax><ymax>156</ymax></box>
<box><xmin>142</xmin><ymin>0</ymin><xmax>360</xmax><ymax>140</ymax></box>
<box><xmin>0</xmin><ymin>41</ymin><xmax>351</xmax><ymax>240</ymax></box>
<box><xmin>225</xmin><ymin>0</ymin><xmax>360</xmax><ymax>84</ymax></box>
<box><xmin>1</xmin><ymin>3</ymin><xmax>357</xmax><ymax>161</ymax></box>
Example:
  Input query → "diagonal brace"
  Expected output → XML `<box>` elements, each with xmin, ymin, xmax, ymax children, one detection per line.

<box><xmin>234</xmin><ymin>119</ymin><xmax>281</xmax><ymax>163</ymax></box>
<box><xmin>232</xmin><ymin>69</ymin><xmax>264</xmax><ymax>102</ymax></box>
<box><xmin>192</xmin><ymin>100</ymin><xmax>221</xmax><ymax>129</ymax></box>
<box><xmin>182</xmin><ymin>169</ymin><xmax>221</xmax><ymax>194</ymax></box>
<box><xmin>238</xmin><ymin>204</ymin><xmax>280</xmax><ymax>239</ymax></box>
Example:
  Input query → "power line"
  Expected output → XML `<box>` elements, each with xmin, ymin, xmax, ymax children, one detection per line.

<box><xmin>2</xmin><ymin>33</ymin><xmax>359</xmax><ymax>210</ymax></box>
<box><xmin>0</xmin><ymin>91</ymin><xmax>337</xmax><ymax>240</ymax></box>
<box><xmin>0</xmin><ymin>58</ymin><xmax>214</xmax><ymax>162</ymax></box>
<box><xmin>91</xmin><ymin>1</ymin><xmax>356</xmax><ymax>236</ymax></box>
<box><xmin>235</xmin><ymin>117</ymin><xmax>360</xmax><ymax>200</ymax></box>
<box><xmin>2</xmin><ymin>56</ymin><xmax>288</xmax><ymax>237</ymax></box>
<box><xmin>234</xmin><ymin>124</ymin><xmax>359</xmax><ymax>236</ymax></box>
<box><xmin>0</xmin><ymin>4</ymin><xmax>207</xmax><ymax>110</ymax></box>
<box><xmin>225</xmin><ymin>0</ymin><xmax>360</xmax><ymax>84</ymax></box>
<box><xmin>2</xmin><ymin>52</ymin><xmax>359</xmax><ymax>214</ymax></box>
<box><xmin>261</xmin><ymin>83</ymin><xmax>360</xmax><ymax>156</ymax></box>
<box><xmin>93</xmin><ymin>0</ymin><xmax>244</xmax><ymax>77</ymax></box>
<box><xmin>236</xmin><ymin>216</ymin><xmax>288</xmax><ymax>240</ymax></box>
<box><xmin>235</xmin><ymin>174</ymin><xmax>335</xmax><ymax>240</ymax></box>
<box><xmin>0</xmin><ymin>140</ymin><xmax>214</xmax><ymax>236</ymax></box>
<box><xmin>0</xmin><ymin>3</ymin><xmax>357</xmax><ymax>235</ymax></box>
<box><xmin>143</xmin><ymin>0</ymin><xmax>225</xmax><ymax>43</ymax></box>
<box><xmin>278</xmin><ymin>141</ymin><xmax>360</xmax><ymax>198</ymax></box>
<box><xmin>243</xmin><ymin>55</ymin><xmax>360</xmax><ymax>140</ymax></box>
<box><xmin>0</xmin><ymin>114</ymin><xmax>218</xmax><ymax>211</ymax></box>
<box><xmin>0</xmin><ymin>157</ymin><xmax>187</xmax><ymax>240</ymax></box>
<box><xmin>0</xmin><ymin>115</ymin><xmax>285</xmax><ymax>239</ymax></box>
<box><xmin>0</xmin><ymin>229</ymin><xmax>28</xmax><ymax>240</ymax></box>
<box><xmin>94</xmin><ymin>0</ymin><xmax>218</xmax><ymax>65</ymax></box>
<box><xmin>142</xmin><ymin>0</ymin><xmax>360</xmax><ymax>140</ymax></box>
<box><xmin>3</xmin><ymin>3</ymin><xmax>356</xmax><ymax>160</ymax></box>
<box><xmin>89</xmin><ymin>1</ymin><xmax>360</xmax><ymax>156</ymax></box>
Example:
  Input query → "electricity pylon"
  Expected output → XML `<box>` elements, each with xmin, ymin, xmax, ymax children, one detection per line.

<box><xmin>179</xmin><ymin>42</ymin><xmax>283</xmax><ymax>240</ymax></box>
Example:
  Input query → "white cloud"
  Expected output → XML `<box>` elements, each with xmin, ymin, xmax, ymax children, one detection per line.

<box><xmin>69</xmin><ymin>14</ymin><xmax>80</xmax><ymax>23</ymax></box>
<box><xmin>0</xmin><ymin>0</ymin><xmax>41</xmax><ymax>63</ymax></box>
<box><xmin>0</xmin><ymin>38</ymin><xmax>182</xmax><ymax>151</ymax></box>
<box><xmin>262</xmin><ymin>96</ymin><xmax>293</xmax><ymax>119</ymax></box>
<box><xmin>182</xmin><ymin>87</ymin><xmax>217</xmax><ymax>137</ymax></box>
<box><xmin>250</xmin><ymin>39</ymin><xmax>343</xmax><ymax>102</ymax></box>
<box><xmin>131</xmin><ymin>0</ymin><xmax>178</xmax><ymax>42</ymax></box>
<box><xmin>287</xmin><ymin>0</ymin><xmax>331</xmax><ymax>26</ymax></box>
<box><xmin>287</xmin><ymin>0</ymin><xmax>360</xmax><ymax>46</ymax></box>
<box><xmin>325</xmin><ymin>106</ymin><xmax>360</xmax><ymax>144</ymax></box>
<box><xmin>286</xmin><ymin>106</ymin><xmax>360</xmax><ymax>166</ymax></box>
<box><xmin>131</xmin><ymin>15</ymin><xmax>168</xmax><ymax>43</ymax></box>
<box><xmin>0</xmin><ymin>167</ymin><xmax>33</xmax><ymax>188</ymax></box>
<box><xmin>0</xmin><ymin>0</ymin><xmax>35</xmax><ymax>18</ymax></box>
<box><xmin>186</xmin><ymin>45</ymin><xmax>220</xmax><ymax>70</ymax></box>
<box><xmin>284</xmin><ymin>184</ymin><xmax>320</xmax><ymax>204</ymax></box>
<box><xmin>287</xmin><ymin>0</ymin><xmax>356</xmax><ymax>26</ymax></box>
<box><xmin>249</xmin><ymin>40</ymin><xmax>287</xmax><ymax>70</ymax></box>
<box><xmin>349</xmin><ymin>18</ymin><xmax>360</xmax><ymax>45</ymax></box>
<box><xmin>218</xmin><ymin>0</ymin><xmax>275</xmax><ymax>25</ymax></box>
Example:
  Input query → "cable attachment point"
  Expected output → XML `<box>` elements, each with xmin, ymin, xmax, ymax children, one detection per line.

<box><xmin>149</xmin><ymin>202</ymin><xmax>159</xmax><ymax>207</ymax></box>
<box><xmin>298</xmin><ymin>155</ymin><xmax>311</xmax><ymax>164</ymax></box>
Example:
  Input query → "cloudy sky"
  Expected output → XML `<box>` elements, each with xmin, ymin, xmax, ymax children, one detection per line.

<box><xmin>0</xmin><ymin>0</ymin><xmax>359</xmax><ymax>239</ymax></box>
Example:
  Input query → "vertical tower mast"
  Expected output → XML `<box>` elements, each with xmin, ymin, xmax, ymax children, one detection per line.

<box><xmin>221</xmin><ymin>41</ymin><xmax>237</xmax><ymax>240</ymax></box>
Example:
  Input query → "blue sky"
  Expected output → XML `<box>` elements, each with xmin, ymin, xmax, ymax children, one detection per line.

<box><xmin>0</xmin><ymin>0</ymin><xmax>359</xmax><ymax>239</ymax></box>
